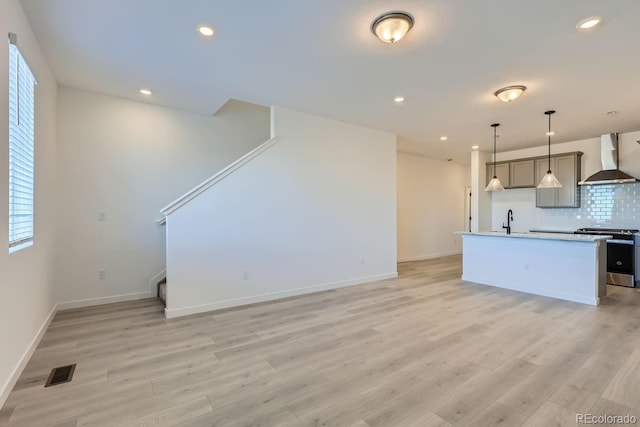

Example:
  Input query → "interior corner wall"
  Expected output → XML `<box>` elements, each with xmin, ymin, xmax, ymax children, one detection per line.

<box><xmin>0</xmin><ymin>0</ymin><xmax>58</xmax><ymax>407</ymax></box>
<box><xmin>470</xmin><ymin>150</ymin><xmax>492</xmax><ymax>232</ymax></box>
<box><xmin>396</xmin><ymin>153</ymin><xmax>466</xmax><ymax>262</ymax></box>
<box><xmin>55</xmin><ymin>88</ymin><xmax>270</xmax><ymax>307</ymax></box>
<box><xmin>165</xmin><ymin>107</ymin><xmax>398</xmax><ymax>318</ymax></box>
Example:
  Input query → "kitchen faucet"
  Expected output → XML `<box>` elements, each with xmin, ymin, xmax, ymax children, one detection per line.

<box><xmin>502</xmin><ymin>209</ymin><xmax>514</xmax><ymax>235</ymax></box>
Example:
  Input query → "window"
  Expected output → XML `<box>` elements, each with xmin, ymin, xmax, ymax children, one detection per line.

<box><xmin>8</xmin><ymin>33</ymin><xmax>37</xmax><ymax>251</ymax></box>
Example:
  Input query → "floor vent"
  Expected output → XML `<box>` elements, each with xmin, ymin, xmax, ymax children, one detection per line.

<box><xmin>45</xmin><ymin>364</ymin><xmax>76</xmax><ymax>387</ymax></box>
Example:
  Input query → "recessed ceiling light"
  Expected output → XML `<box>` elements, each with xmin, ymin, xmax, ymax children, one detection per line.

<box><xmin>607</xmin><ymin>110</ymin><xmax>618</xmax><ymax>115</ymax></box>
<box><xmin>440</xmin><ymin>136</ymin><xmax>448</xmax><ymax>141</ymax></box>
<box><xmin>576</xmin><ymin>17</ymin><xmax>601</xmax><ymax>30</ymax></box>
<box><xmin>472</xmin><ymin>145</ymin><xmax>479</xmax><ymax>150</ymax></box>
<box><xmin>371</xmin><ymin>12</ymin><xmax>414</xmax><ymax>44</ymax></box>
<box><xmin>139</xmin><ymin>88</ymin><xmax>152</xmax><ymax>96</ymax></box>
<box><xmin>494</xmin><ymin>85</ymin><xmax>527</xmax><ymax>102</ymax></box>
<box><xmin>197</xmin><ymin>25</ymin><xmax>216</xmax><ymax>38</ymax></box>
<box><xmin>394</xmin><ymin>96</ymin><xmax>405</xmax><ymax>103</ymax></box>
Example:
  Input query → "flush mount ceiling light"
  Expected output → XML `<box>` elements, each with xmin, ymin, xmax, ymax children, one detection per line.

<box><xmin>371</xmin><ymin>12</ymin><xmax>414</xmax><ymax>44</ymax></box>
<box><xmin>537</xmin><ymin>110</ymin><xmax>563</xmax><ymax>189</ymax></box>
<box><xmin>440</xmin><ymin>136</ymin><xmax>448</xmax><ymax>141</ymax></box>
<box><xmin>576</xmin><ymin>16</ymin><xmax>601</xmax><ymax>30</ymax></box>
<box><xmin>607</xmin><ymin>110</ymin><xmax>618</xmax><ymax>115</ymax></box>
<box><xmin>393</xmin><ymin>96</ymin><xmax>405</xmax><ymax>103</ymax></box>
<box><xmin>139</xmin><ymin>88</ymin><xmax>152</xmax><ymax>96</ymax></box>
<box><xmin>197</xmin><ymin>25</ymin><xmax>216</xmax><ymax>38</ymax></box>
<box><xmin>472</xmin><ymin>145</ymin><xmax>479</xmax><ymax>150</ymax></box>
<box><xmin>494</xmin><ymin>85</ymin><xmax>526</xmax><ymax>103</ymax></box>
<box><xmin>485</xmin><ymin>123</ymin><xmax>505</xmax><ymax>192</ymax></box>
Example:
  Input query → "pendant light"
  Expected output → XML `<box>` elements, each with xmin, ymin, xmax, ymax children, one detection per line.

<box><xmin>537</xmin><ymin>110</ymin><xmax>562</xmax><ymax>188</ymax></box>
<box><xmin>485</xmin><ymin>123</ymin><xmax>505</xmax><ymax>191</ymax></box>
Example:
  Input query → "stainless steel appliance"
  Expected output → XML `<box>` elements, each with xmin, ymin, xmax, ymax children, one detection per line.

<box><xmin>578</xmin><ymin>134</ymin><xmax>639</xmax><ymax>185</ymax></box>
<box><xmin>574</xmin><ymin>228</ymin><xmax>639</xmax><ymax>287</ymax></box>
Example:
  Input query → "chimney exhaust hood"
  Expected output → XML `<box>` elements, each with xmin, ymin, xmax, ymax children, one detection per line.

<box><xmin>578</xmin><ymin>134</ymin><xmax>639</xmax><ymax>185</ymax></box>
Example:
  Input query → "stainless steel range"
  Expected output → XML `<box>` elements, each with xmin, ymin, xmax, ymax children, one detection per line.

<box><xmin>575</xmin><ymin>228</ymin><xmax>639</xmax><ymax>287</ymax></box>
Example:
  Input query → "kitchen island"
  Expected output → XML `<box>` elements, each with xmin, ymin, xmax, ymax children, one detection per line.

<box><xmin>455</xmin><ymin>231</ymin><xmax>610</xmax><ymax>305</ymax></box>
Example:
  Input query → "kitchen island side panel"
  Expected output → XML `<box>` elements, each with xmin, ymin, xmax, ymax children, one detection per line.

<box><xmin>460</xmin><ymin>234</ymin><xmax>606</xmax><ymax>305</ymax></box>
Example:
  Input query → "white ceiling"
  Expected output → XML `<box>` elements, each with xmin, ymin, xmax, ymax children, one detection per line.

<box><xmin>19</xmin><ymin>0</ymin><xmax>640</xmax><ymax>163</ymax></box>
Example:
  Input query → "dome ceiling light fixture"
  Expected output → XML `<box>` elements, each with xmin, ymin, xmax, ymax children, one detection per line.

<box><xmin>494</xmin><ymin>85</ymin><xmax>527</xmax><ymax>103</ymax></box>
<box><xmin>371</xmin><ymin>12</ymin><xmax>414</xmax><ymax>44</ymax></box>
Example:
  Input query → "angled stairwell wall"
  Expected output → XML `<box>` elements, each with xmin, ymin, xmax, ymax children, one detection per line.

<box><xmin>55</xmin><ymin>90</ymin><xmax>270</xmax><ymax>308</ymax></box>
<box><xmin>163</xmin><ymin>107</ymin><xmax>398</xmax><ymax>318</ymax></box>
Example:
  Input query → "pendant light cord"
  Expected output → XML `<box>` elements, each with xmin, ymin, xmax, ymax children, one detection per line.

<box><xmin>547</xmin><ymin>112</ymin><xmax>552</xmax><ymax>174</ymax></box>
<box><xmin>491</xmin><ymin>124</ymin><xmax>500</xmax><ymax>179</ymax></box>
<box><xmin>493</xmin><ymin>126</ymin><xmax>497</xmax><ymax>178</ymax></box>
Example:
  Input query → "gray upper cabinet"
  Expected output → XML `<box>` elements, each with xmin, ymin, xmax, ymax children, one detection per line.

<box><xmin>535</xmin><ymin>153</ymin><xmax>582</xmax><ymax>208</ymax></box>
<box><xmin>535</xmin><ymin>158</ymin><xmax>556</xmax><ymax>207</ymax></box>
<box><xmin>509</xmin><ymin>160</ymin><xmax>535</xmax><ymax>188</ymax></box>
<box><xmin>486</xmin><ymin>163</ymin><xmax>509</xmax><ymax>187</ymax></box>
<box><xmin>486</xmin><ymin>151</ymin><xmax>582</xmax><ymax>199</ymax></box>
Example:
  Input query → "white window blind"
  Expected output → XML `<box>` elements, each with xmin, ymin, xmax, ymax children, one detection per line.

<box><xmin>8</xmin><ymin>33</ymin><xmax>37</xmax><ymax>250</ymax></box>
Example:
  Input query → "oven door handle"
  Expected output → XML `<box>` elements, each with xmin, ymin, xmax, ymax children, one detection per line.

<box><xmin>607</xmin><ymin>239</ymin><xmax>634</xmax><ymax>245</ymax></box>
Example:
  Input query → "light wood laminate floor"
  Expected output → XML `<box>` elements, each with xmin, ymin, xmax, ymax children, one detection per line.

<box><xmin>3</xmin><ymin>255</ymin><xmax>640</xmax><ymax>426</ymax></box>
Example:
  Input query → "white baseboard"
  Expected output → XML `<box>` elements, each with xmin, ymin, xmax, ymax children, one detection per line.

<box><xmin>0</xmin><ymin>304</ymin><xmax>57</xmax><ymax>409</ymax></box>
<box><xmin>461</xmin><ymin>275</ymin><xmax>599</xmax><ymax>306</ymax></box>
<box><xmin>165</xmin><ymin>272</ymin><xmax>398</xmax><ymax>319</ymax></box>
<box><xmin>398</xmin><ymin>251</ymin><xmax>461</xmax><ymax>263</ymax></box>
<box><xmin>57</xmin><ymin>291</ymin><xmax>155</xmax><ymax>311</ymax></box>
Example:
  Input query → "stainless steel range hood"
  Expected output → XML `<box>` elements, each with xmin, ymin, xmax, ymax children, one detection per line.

<box><xmin>579</xmin><ymin>134</ymin><xmax>639</xmax><ymax>185</ymax></box>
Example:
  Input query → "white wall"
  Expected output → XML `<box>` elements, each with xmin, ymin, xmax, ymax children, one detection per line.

<box><xmin>165</xmin><ymin>107</ymin><xmax>397</xmax><ymax>318</ymax></box>
<box><xmin>56</xmin><ymin>89</ymin><xmax>270</xmax><ymax>307</ymax></box>
<box><xmin>488</xmin><ymin>130</ymin><xmax>640</xmax><ymax>231</ymax></box>
<box><xmin>471</xmin><ymin>150</ymin><xmax>492</xmax><ymax>232</ymax></box>
<box><xmin>0</xmin><ymin>0</ymin><xmax>58</xmax><ymax>407</ymax></box>
<box><xmin>397</xmin><ymin>153</ymin><xmax>466</xmax><ymax>262</ymax></box>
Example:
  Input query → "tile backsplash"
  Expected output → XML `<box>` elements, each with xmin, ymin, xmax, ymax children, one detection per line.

<box><xmin>492</xmin><ymin>182</ymin><xmax>640</xmax><ymax>232</ymax></box>
<box><xmin>544</xmin><ymin>182</ymin><xmax>640</xmax><ymax>229</ymax></box>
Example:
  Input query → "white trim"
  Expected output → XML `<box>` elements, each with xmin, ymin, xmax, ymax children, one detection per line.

<box><xmin>149</xmin><ymin>269</ymin><xmax>167</xmax><ymax>296</ymax></box>
<box><xmin>56</xmin><ymin>291</ymin><xmax>155</xmax><ymax>311</ymax></box>
<box><xmin>398</xmin><ymin>251</ymin><xmax>461</xmax><ymax>263</ymax></box>
<box><xmin>8</xmin><ymin>240</ymin><xmax>33</xmax><ymax>254</ymax></box>
<box><xmin>149</xmin><ymin>269</ymin><xmax>166</xmax><ymax>285</ymax></box>
<box><xmin>160</xmin><ymin>137</ymin><xmax>279</xmax><ymax>216</ymax></box>
<box><xmin>461</xmin><ymin>275</ymin><xmax>600</xmax><ymax>306</ymax></box>
<box><xmin>0</xmin><ymin>304</ymin><xmax>57</xmax><ymax>408</ymax></box>
<box><xmin>164</xmin><ymin>272</ymin><xmax>398</xmax><ymax>319</ymax></box>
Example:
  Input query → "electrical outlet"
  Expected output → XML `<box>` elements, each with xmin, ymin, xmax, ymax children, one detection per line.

<box><xmin>98</xmin><ymin>269</ymin><xmax>106</xmax><ymax>279</ymax></box>
<box><xmin>243</xmin><ymin>270</ymin><xmax>249</xmax><ymax>280</ymax></box>
<box><xmin>98</xmin><ymin>212</ymin><xmax>106</xmax><ymax>221</ymax></box>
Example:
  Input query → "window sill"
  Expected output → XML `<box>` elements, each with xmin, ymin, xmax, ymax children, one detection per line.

<box><xmin>9</xmin><ymin>240</ymin><xmax>33</xmax><ymax>254</ymax></box>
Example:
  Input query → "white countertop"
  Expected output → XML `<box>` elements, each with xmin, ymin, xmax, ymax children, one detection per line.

<box><xmin>455</xmin><ymin>231</ymin><xmax>611</xmax><ymax>242</ymax></box>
